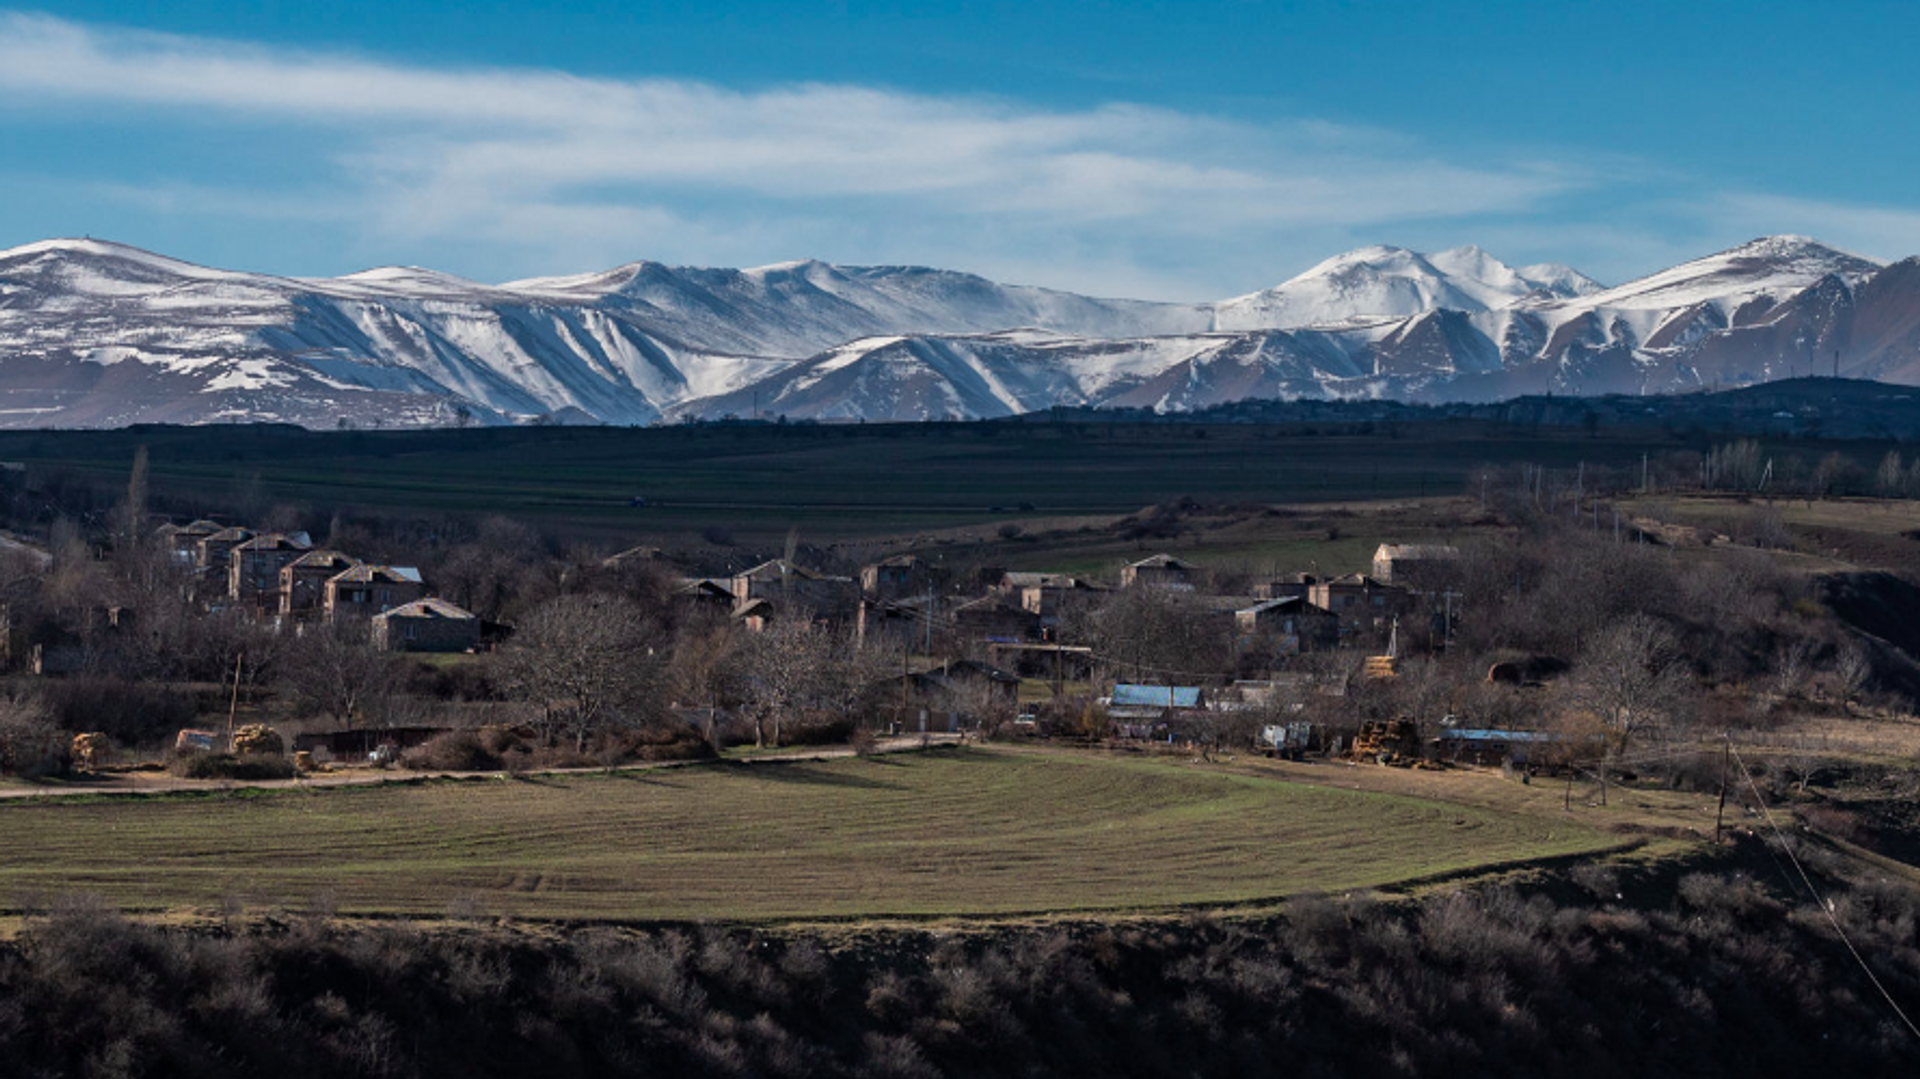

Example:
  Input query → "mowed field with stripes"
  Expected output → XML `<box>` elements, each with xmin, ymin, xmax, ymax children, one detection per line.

<box><xmin>0</xmin><ymin>748</ymin><xmax>1618</xmax><ymax>921</ymax></box>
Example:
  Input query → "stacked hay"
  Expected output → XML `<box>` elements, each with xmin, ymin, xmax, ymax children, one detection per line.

<box><xmin>231</xmin><ymin>724</ymin><xmax>284</xmax><ymax>757</ymax></box>
<box><xmin>70</xmin><ymin>732</ymin><xmax>109</xmax><ymax>771</ymax></box>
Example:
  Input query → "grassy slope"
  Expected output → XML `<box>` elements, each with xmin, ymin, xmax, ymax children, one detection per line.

<box><xmin>0</xmin><ymin>748</ymin><xmax>1615</xmax><ymax>921</ymax></box>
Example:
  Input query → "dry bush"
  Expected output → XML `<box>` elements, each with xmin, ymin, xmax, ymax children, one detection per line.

<box><xmin>402</xmin><ymin>730</ymin><xmax>501</xmax><ymax>772</ymax></box>
<box><xmin>169</xmin><ymin>752</ymin><xmax>295</xmax><ymax>780</ymax></box>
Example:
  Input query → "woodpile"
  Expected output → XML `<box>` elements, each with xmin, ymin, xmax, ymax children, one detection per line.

<box><xmin>1350</xmin><ymin>719</ymin><xmax>1421</xmax><ymax>764</ymax></box>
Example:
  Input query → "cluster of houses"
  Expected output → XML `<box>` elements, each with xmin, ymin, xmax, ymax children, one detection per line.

<box><xmin>663</xmin><ymin>543</ymin><xmax>1465</xmax><ymax>736</ymax></box>
<box><xmin>154</xmin><ymin>520</ymin><xmax>484</xmax><ymax>653</ymax></box>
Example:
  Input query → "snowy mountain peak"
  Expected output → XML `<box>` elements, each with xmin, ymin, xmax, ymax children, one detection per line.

<box><xmin>1211</xmin><ymin>243</ymin><xmax>1599</xmax><ymax>331</ymax></box>
<box><xmin>0</xmin><ymin>237</ymin><xmax>240</xmax><ymax>281</ymax></box>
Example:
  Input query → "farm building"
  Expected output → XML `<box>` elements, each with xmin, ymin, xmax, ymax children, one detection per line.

<box><xmin>1372</xmin><ymin>543</ymin><xmax>1462</xmax><ymax>586</ymax></box>
<box><xmin>370</xmin><ymin>597</ymin><xmax>481</xmax><ymax>653</ymax></box>
<box><xmin>1435</xmin><ymin>727</ymin><xmax>1570</xmax><ymax>767</ymax></box>
<box><xmin>672</xmin><ymin>577</ymin><xmax>736</xmax><ymax>612</ymax></box>
<box><xmin>1107</xmin><ymin>684</ymin><xmax>1206</xmax><ymax>737</ymax></box>
<box><xmin>1120</xmin><ymin>553</ymin><xmax>1196</xmax><ymax>591</ymax></box>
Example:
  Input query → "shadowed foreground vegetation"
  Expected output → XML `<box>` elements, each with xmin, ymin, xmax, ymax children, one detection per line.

<box><xmin>0</xmin><ymin>749</ymin><xmax>1615</xmax><ymax>920</ymax></box>
<box><xmin>2</xmin><ymin>860</ymin><xmax>1915</xmax><ymax>1078</ymax></box>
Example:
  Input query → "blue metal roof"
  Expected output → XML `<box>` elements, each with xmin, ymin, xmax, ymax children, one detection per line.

<box><xmin>1112</xmin><ymin>684</ymin><xmax>1202</xmax><ymax>708</ymax></box>
<box><xmin>1439</xmin><ymin>728</ymin><xmax>1564</xmax><ymax>743</ymax></box>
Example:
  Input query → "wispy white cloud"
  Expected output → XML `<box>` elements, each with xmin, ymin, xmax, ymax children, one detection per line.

<box><xmin>0</xmin><ymin>11</ymin><xmax>1600</xmax><ymax>294</ymax></box>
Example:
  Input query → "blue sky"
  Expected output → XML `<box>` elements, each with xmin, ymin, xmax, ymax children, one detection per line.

<box><xmin>2</xmin><ymin>2</ymin><xmax>1918</xmax><ymax>298</ymax></box>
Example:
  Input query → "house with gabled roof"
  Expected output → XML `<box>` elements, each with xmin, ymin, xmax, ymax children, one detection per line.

<box><xmin>730</xmin><ymin>559</ymin><xmax>857</xmax><ymax>621</ymax></box>
<box><xmin>228</xmin><ymin>532</ymin><xmax>313</xmax><ymax>603</ymax></box>
<box><xmin>324</xmin><ymin>564</ymin><xmax>426</xmax><ymax>622</ymax></box>
<box><xmin>1372</xmin><ymin>543</ymin><xmax>1461</xmax><ymax>586</ymax></box>
<box><xmin>1120</xmin><ymin>553</ymin><xmax>1196</xmax><ymax>590</ymax></box>
<box><xmin>370</xmin><ymin>597</ymin><xmax>481</xmax><ymax>653</ymax></box>
<box><xmin>860</xmin><ymin>554</ymin><xmax>947</xmax><ymax>599</ymax></box>
<box><xmin>196</xmin><ymin>526</ymin><xmax>254</xmax><ymax>572</ymax></box>
<box><xmin>280</xmin><ymin>550</ymin><xmax>362</xmax><ymax>616</ymax></box>
<box><xmin>156</xmin><ymin>519</ymin><xmax>221</xmax><ymax>565</ymax></box>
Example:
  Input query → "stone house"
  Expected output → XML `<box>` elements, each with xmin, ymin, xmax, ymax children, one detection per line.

<box><xmin>859</xmin><ymin>555</ymin><xmax>947</xmax><ymax>599</ymax></box>
<box><xmin>1234</xmin><ymin>596</ymin><xmax>1339</xmax><ymax>653</ymax></box>
<box><xmin>155</xmin><ymin>520</ymin><xmax>221</xmax><ymax>565</ymax></box>
<box><xmin>1308</xmin><ymin>574</ymin><xmax>1412</xmax><ymax>632</ymax></box>
<box><xmin>1372</xmin><ymin>543</ymin><xmax>1461</xmax><ymax>586</ymax></box>
<box><xmin>729</xmin><ymin>559</ymin><xmax>858</xmax><ymax>621</ymax></box>
<box><xmin>324</xmin><ymin>564</ymin><xmax>426</xmax><ymax>622</ymax></box>
<box><xmin>279</xmin><ymin>550</ymin><xmax>362</xmax><ymax>616</ymax></box>
<box><xmin>227</xmin><ymin>532</ymin><xmax>313</xmax><ymax>604</ymax></box>
<box><xmin>1120</xmin><ymin>553</ymin><xmax>1196</xmax><ymax>590</ymax></box>
<box><xmin>370</xmin><ymin>598</ymin><xmax>481</xmax><ymax>653</ymax></box>
<box><xmin>196</xmin><ymin>527</ymin><xmax>254</xmax><ymax>572</ymax></box>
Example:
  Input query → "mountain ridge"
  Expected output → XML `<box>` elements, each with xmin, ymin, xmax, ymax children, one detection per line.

<box><xmin>0</xmin><ymin>234</ymin><xmax>1907</xmax><ymax>428</ymax></box>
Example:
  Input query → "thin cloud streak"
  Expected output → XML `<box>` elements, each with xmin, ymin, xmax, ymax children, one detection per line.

<box><xmin>0</xmin><ymin>11</ymin><xmax>1602</xmax><ymax>295</ymax></box>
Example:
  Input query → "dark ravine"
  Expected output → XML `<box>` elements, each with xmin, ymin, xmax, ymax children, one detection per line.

<box><xmin>1</xmin><ymin>855</ymin><xmax>1913</xmax><ymax>1078</ymax></box>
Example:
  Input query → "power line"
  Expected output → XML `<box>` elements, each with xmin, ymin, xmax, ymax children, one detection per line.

<box><xmin>1729</xmin><ymin>745</ymin><xmax>1920</xmax><ymax>1042</ymax></box>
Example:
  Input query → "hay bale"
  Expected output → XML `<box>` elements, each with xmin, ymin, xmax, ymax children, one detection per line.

<box><xmin>231</xmin><ymin>724</ymin><xmax>284</xmax><ymax>757</ymax></box>
<box><xmin>70</xmin><ymin>732</ymin><xmax>109</xmax><ymax>771</ymax></box>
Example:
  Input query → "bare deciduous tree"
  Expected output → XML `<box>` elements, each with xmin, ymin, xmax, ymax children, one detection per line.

<box><xmin>1572</xmin><ymin>615</ymin><xmax>1691</xmax><ymax>747</ymax></box>
<box><xmin>1830</xmin><ymin>639</ymin><xmax>1872</xmax><ymax>714</ymax></box>
<box><xmin>278</xmin><ymin>623</ymin><xmax>405</xmax><ymax>730</ymax></box>
<box><xmin>738</xmin><ymin>619</ymin><xmax>831</xmax><ymax>747</ymax></box>
<box><xmin>497</xmin><ymin>593</ymin><xmax>662</xmax><ymax>750</ymax></box>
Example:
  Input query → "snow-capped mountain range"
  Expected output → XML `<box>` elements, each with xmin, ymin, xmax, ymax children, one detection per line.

<box><xmin>0</xmin><ymin>234</ymin><xmax>1915</xmax><ymax>427</ymax></box>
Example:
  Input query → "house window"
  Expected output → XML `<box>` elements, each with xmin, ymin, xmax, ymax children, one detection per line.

<box><xmin>404</xmin><ymin>623</ymin><xmax>418</xmax><ymax>640</ymax></box>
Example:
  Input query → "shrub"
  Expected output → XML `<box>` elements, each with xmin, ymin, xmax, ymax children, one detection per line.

<box><xmin>170</xmin><ymin>752</ymin><xmax>295</xmax><ymax>781</ymax></box>
<box><xmin>40</xmin><ymin>678</ymin><xmax>198</xmax><ymax>746</ymax></box>
<box><xmin>403</xmin><ymin>730</ymin><xmax>502</xmax><ymax>772</ymax></box>
<box><xmin>0</xmin><ymin>697</ymin><xmax>66</xmax><ymax>777</ymax></box>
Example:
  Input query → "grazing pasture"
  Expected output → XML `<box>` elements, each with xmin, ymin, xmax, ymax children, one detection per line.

<box><xmin>0</xmin><ymin>747</ymin><xmax>1615</xmax><ymax>921</ymax></box>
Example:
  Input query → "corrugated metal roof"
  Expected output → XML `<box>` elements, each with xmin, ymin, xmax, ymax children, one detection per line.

<box><xmin>1439</xmin><ymin>729</ymin><xmax>1564</xmax><ymax>743</ymax></box>
<box><xmin>1111</xmin><ymin>684</ymin><xmax>1202</xmax><ymax>708</ymax></box>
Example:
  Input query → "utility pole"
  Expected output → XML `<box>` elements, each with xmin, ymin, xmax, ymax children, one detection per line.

<box><xmin>923</xmin><ymin>585</ymin><xmax>934</xmax><ymax>657</ymax></box>
<box><xmin>1715</xmin><ymin>734</ymin><xmax>1731</xmax><ymax>843</ymax></box>
<box><xmin>226</xmin><ymin>652</ymin><xmax>245</xmax><ymax>751</ymax></box>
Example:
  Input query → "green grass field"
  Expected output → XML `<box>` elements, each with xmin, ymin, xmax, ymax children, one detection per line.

<box><xmin>0</xmin><ymin>748</ymin><xmax>1616</xmax><ymax>921</ymax></box>
<box><xmin>0</xmin><ymin>420</ymin><xmax>1695</xmax><ymax>544</ymax></box>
